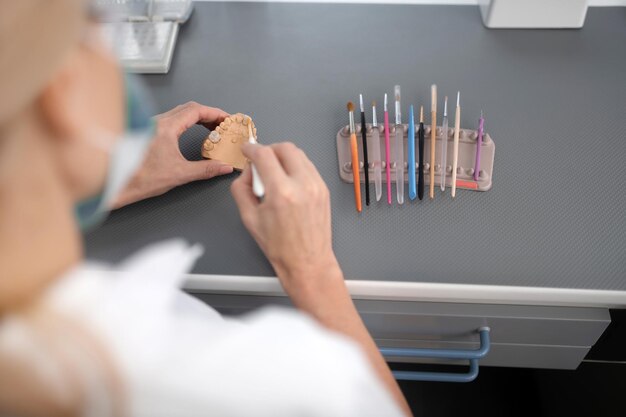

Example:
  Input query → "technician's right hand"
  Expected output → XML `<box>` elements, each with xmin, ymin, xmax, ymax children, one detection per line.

<box><xmin>231</xmin><ymin>142</ymin><xmax>412</xmax><ymax>416</ymax></box>
<box><xmin>230</xmin><ymin>142</ymin><xmax>341</xmax><ymax>297</ymax></box>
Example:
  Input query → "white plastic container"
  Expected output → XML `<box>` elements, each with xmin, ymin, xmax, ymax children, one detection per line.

<box><xmin>479</xmin><ymin>0</ymin><xmax>588</xmax><ymax>28</ymax></box>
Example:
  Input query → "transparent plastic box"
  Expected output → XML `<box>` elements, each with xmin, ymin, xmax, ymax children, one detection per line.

<box><xmin>93</xmin><ymin>0</ymin><xmax>193</xmax><ymax>73</ymax></box>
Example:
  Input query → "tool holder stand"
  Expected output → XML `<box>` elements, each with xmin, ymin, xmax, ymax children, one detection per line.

<box><xmin>336</xmin><ymin>124</ymin><xmax>495</xmax><ymax>191</ymax></box>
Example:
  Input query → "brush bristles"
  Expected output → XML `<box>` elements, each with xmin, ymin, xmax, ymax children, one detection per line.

<box><xmin>347</xmin><ymin>102</ymin><xmax>354</xmax><ymax>112</ymax></box>
<box><xmin>372</xmin><ymin>100</ymin><xmax>376</xmax><ymax>107</ymax></box>
<box><xmin>420</xmin><ymin>106</ymin><xmax>424</xmax><ymax>122</ymax></box>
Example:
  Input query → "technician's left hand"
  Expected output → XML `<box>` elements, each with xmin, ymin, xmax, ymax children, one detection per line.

<box><xmin>113</xmin><ymin>101</ymin><xmax>234</xmax><ymax>209</ymax></box>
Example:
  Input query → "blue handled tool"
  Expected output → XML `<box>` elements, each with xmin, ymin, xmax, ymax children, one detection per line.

<box><xmin>408</xmin><ymin>105</ymin><xmax>416</xmax><ymax>200</ymax></box>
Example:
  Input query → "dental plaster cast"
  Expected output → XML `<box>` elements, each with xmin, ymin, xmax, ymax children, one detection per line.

<box><xmin>201</xmin><ymin>113</ymin><xmax>257</xmax><ymax>170</ymax></box>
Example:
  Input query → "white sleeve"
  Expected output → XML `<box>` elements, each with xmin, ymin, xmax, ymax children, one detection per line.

<box><xmin>46</xmin><ymin>241</ymin><xmax>404</xmax><ymax>417</ymax></box>
<box><xmin>132</xmin><ymin>306</ymin><xmax>404</xmax><ymax>417</ymax></box>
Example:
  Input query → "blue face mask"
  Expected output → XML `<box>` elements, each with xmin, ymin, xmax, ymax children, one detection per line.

<box><xmin>75</xmin><ymin>75</ymin><xmax>155</xmax><ymax>230</ymax></box>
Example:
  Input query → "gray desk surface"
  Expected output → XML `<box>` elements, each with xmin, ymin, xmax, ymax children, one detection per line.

<box><xmin>85</xmin><ymin>3</ymin><xmax>626</xmax><ymax>292</ymax></box>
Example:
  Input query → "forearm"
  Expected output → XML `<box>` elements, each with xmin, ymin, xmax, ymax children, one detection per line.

<box><xmin>279</xmin><ymin>262</ymin><xmax>412</xmax><ymax>417</ymax></box>
<box><xmin>231</xmin><ymin>143</ymin><xmax>410</xmax><ymax>414</ymax></box>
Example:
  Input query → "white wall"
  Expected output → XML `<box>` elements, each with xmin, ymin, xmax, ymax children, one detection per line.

<box><xmin>194</xmin><ymin>0</ymin><xmax>626</xmax><ymax>6</ymax></box>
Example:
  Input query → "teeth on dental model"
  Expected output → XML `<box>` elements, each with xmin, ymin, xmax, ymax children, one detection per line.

<box><xmin>201</xmin><ymin>113</ymin><xmax>258</xmax><ymax>170</ymax></box>
<box><xmin>208</xmin><ymin>131</ymin><xmax>221</xmax><ymax>143</ymax></box>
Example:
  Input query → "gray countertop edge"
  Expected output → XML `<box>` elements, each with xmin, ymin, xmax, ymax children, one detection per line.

<box><xmin>180</xmin><ymin>274</ymin><xmax>626</xmax><ymax>308</ymax></box>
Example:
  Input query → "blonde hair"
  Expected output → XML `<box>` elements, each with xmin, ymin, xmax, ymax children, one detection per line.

<box><xmin>0</xmin><ymin>2</ymin><xmax>126</xmax><ymax>416</ymax></box>
<box><xmin>0</xmin><ymin>0</ymin><xmax>85</xmax><ymax>125</ymax></box>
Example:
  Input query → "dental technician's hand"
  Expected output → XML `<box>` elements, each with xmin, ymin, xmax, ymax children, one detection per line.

<box><xmin>113</xmin><ymin>102</ymin><xmax>234</xmax><ymax>209</ymax></box>
<box><xmin>230</xmin><ymin>142</ymin><xmax>339</xmax><ymax>297</ymax></box>
<box><xmin>230</xmin><ymin>142</ymin><xmax>412</xmax><ymax>416</ymax></box>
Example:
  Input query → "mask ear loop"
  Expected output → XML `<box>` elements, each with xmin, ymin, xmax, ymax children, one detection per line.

<box><xmin>71</xmin><ymin>128</ymin><xmax>118</xmax><ymax>231</ymax></box>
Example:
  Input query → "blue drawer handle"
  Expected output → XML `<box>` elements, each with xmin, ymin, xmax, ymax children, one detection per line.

<box><xmin>379</xmin><ymin>327</ymin><xmax>490</xmax><ymax>383</ymax></box>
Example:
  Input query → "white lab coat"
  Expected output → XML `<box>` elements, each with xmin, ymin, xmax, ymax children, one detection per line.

<box><xmin>0</xmin><ymin>240</ymin><xmax>403</xmax><ymax>417</ymax></box>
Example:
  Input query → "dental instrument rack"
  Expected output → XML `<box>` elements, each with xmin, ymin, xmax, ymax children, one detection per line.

<box><xmin>337</xmin><ymin>122</ymin><xmax>494</xmax><ymax>193</ymax></box>
<box><xmin>337</xmin><ymin>123</ymin><xmax>495</xmax><ymax>190</ymax></box>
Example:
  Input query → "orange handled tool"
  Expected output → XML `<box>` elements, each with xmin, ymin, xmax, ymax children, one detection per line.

<box><xmin>347</xmin><ymin>102</ymin><xmax>362</xmax><ymax>212</ymax></box>
<box><xmin>350</xmin><ymin>131</ymin><xmax>362</xmax><ymax>212</ymax></box>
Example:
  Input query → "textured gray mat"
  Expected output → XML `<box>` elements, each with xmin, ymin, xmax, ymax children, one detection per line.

<box><xmin>85</xmin><ymin>4</ymin><xmax>626</xmax><ymax>290</ymax></box>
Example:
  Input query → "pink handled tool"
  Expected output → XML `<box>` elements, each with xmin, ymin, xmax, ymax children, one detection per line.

<box><xmin>473</xmin><ymin>110</ymin><xmax>484</xmax><ymax>181</ymax></box>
